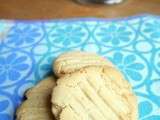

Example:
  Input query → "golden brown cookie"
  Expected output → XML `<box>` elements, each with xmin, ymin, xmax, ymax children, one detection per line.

<box><xmin>51</xmin><ymin>66</ymin><xmax>138</xmax><ymax>120</ymax></box>
<box><xmin>53</xmin><ymin>51</ymin><xmax>114</xmax><ymax>77</ymax></box>
<box><xmin>16</xmin><ymin>76</ymin><xmax>56</xmax><ymax>120</ymax></box>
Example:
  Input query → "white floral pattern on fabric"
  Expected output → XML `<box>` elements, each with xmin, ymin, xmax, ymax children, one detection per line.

<box><xmin>0</xmin><ymin>15</ymin><xmax>160</xmax><ymax>120</ymax></box>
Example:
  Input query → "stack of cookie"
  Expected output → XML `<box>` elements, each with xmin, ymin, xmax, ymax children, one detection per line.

<box><xmin>16</xmin><ymin>51</ymin><xmax>138</xmax><ymax>120</ymax></box>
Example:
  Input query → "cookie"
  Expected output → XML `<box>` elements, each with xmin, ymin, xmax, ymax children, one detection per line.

<box><xmin>53</xmin><ymin>51</ymin><xmax>114</xmax><ymax>77</ymax></box>
<box><xmin>16</xmin><ymin>76</ymin><xmax>56</xmax><ymax>120</ymax></box>
<box><xmin>51</xmin><ymin>66</ymin><xmax>138</xmax><ymax>120</ymax></box>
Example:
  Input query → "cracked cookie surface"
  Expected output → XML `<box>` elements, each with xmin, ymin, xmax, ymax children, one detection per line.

<box><xmin>53</xmin><ymin>51</ymin><xmax>114</xmax><ymax>77</ymax></box>
<box><xmin>52</xmin><ymin>66</ymin><xmax>138</xmax><ymax>120</ymax></box>
<box><xmin>16</xmin><ymin>76</ymin><xmax>56</xmax><ymax>120</ymax></box>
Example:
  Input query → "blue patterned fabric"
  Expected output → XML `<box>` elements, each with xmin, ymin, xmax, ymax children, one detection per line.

<box><xmin>0</xmin><ymin>15</ymin><xmax>160</xmax><ymax>120</ymax></box>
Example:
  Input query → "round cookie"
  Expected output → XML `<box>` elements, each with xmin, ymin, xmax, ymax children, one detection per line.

<box><xmin>16</xmin><ymin>76</ymin><xmax>56</xmax><ymax>120</ymax></box>
<box><xmin>53</xmin><ymin>51</ymin><xmax>114</xmax><ymax>77</ymax></box>
<box><xmin>51</xmin><ymin>66</ymin><xmax>138</xmax><ymax>120</ymax></box>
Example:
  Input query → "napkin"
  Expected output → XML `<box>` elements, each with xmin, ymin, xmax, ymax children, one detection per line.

<box><xmin>0</xmin><ymin>14</ymin><xmax>160</xmax><ymax>120</ymax></box>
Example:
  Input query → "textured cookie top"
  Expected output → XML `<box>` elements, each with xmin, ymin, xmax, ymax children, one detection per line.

<box><xmin>16</xmin><ymin>76</ymin><xmax>56</xmax><ymax>120</ymax></box>
<box><xmin>53</xmin><ymin>51</ymin><xmax>114</xmax><ymax>77</ymax></box>
<box><xmin>52</xmin><ymin>66</ymin><xmax>138</xmax><ymax>120</ymax></box>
